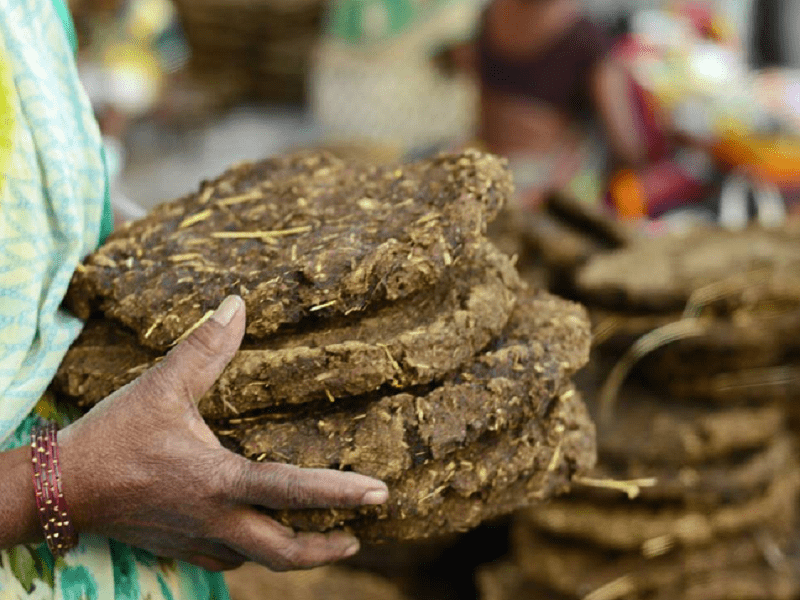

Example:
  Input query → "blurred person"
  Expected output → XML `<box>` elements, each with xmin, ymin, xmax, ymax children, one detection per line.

<box><xmin>0</xmin><ymin>1</ymin><xmax>388</xmax><ymax>598</ymax></box>
<box><xmin>474</xmin><ymin>0</ymin><xmax>645</xmax><ymax>209</ymax></box>
<box><xmin>612</xmin><ymin>0</ymin><xmax>800</xmax><ymax>224</ymax></box>
<box><xmin>470</xmin><ymin>0</ymin><xmax>744</xmax><ymax>221</ymax></box>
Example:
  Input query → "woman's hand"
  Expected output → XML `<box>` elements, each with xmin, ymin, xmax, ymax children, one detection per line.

<box><xmin>58</xmin><ymin>296</ymin><xmax>389</xmax><ymax>572</ymax></box>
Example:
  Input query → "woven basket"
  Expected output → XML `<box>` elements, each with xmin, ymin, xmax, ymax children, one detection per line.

<box><xmin>173</xmin><ymin>0</ymin><xmax>325</xmax><ymax>106</ymax></box>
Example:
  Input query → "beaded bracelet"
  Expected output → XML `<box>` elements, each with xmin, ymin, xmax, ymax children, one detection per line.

<box><xmin>30</xmin><ymin>424</ymin><xmax>78</xmax><ymax>557</ymax></box>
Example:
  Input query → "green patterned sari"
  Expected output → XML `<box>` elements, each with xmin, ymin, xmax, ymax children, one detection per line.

<box><xmin>0</xmin><ymin>1</ymin><xmax>229</xmax><ymax>598</ymax></box>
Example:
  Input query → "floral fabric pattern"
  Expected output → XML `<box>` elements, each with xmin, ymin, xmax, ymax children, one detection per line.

<box><xmin>0</xmin><ymin>1</ymin><xmax>229</xmax><ymax>598</ymax></box>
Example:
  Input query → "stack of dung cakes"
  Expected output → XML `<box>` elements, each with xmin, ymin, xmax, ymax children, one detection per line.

<box><xmin>55</xmin><ymin>150</ymin><xmax>596</xmax><ymax>542</ymax></box>
<box><xmin>478</xmin><ymin>226</ymin><xmax>800</xmax><ymax>600</ymax></box>
<box><xmin>579</xmin><ymin>226</ymin><xmax>800</xmax><ymax>390</ymax></box>
<box><xmin>479</xmin><ymin>390</ymin><xmax>800</xmax><ymax>599</ymax></box>
<box><xmin>487</xmin><ymin>195</ymin><xmax>635</xmax><ymax>294</ymax></box>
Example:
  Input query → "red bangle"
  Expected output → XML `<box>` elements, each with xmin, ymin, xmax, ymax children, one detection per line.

<box><xmin>30</xmin><ymin>424</ymin><xmax>78</xmax><ymax>557</ymax></box>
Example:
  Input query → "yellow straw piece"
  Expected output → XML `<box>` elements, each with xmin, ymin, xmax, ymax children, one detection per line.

<box><xmin>179</xmin><ymin>210</ymin><xmax>213</xmax><ymax>229</ymax></box>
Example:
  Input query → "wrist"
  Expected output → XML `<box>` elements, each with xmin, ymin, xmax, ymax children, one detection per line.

<box><xmin>0</xmin><ymin>446</ymin><xmax>42</xmax><ymax>548</ymax></box>
<box><xmin>56</xmin><ymin>427</ymin><xmax>94</xmax><ymax>534</ymax></box>
<box><xmin>30</xmin><ymin>425</ymin><xmax>79</xmax><ymax>556</ymax></box>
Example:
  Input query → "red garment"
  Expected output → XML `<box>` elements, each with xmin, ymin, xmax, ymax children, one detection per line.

<box><xmin>605</xmin><ymin>36</ymin><xmax>712</xmax><ymax>219</ymax></box>
<box><xmin>478</xmin><ymin>15</ymin><xmax>609</xmax><ymax>117</ymax></box>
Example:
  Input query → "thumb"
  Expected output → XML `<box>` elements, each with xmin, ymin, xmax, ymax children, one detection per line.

<box><xmin>147</xmin><ymin>295</ymin><xmax>246</xmax><ymax>404</ymax></box>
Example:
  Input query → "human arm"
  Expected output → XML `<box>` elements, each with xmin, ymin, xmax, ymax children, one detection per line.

<box><xmin>591</xmin><ymin>57</ymin><xmax>650</xmax><ymax>168</ymax></box>
<box><xmin>0</xmin><ymin>446</ymin><xmax>42</xmax><ymax>548</ymax></box>
<box><xmin>1</xmin><ymin>296</ymin><xmax>388</xmax><ymax>571</ymax></box>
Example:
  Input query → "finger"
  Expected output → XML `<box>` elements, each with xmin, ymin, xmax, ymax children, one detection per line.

<box><xmin>147</xmin><ymin>539</ymin><xmax>249</xmax><ymax>567</ymax></box>
<box><xmin>143</xmin><ymin>295</ymin><xmax>246</xmax><ymax>403</ymax></box>
<box><xmin>228</xmin><ymin>458</ymin><xmax>389</xmax><ymax>509</ymax></box>
<box><xmin>134</xmin><ymin>541</ymin><xmax>247</xmax><ymax>572</ymax></box>
<box><xmin>223</xmin><ymin>510</ymin><xmax>360</xmax><ymax>571</ymax></box>
<box><xmin>185</xmin><ymin>555</ymin><xmax>244</xmax><ymax>572</ymax></box>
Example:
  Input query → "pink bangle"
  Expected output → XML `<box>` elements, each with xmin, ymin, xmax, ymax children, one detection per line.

<box><xmin>30</xmin><ymin>424</ymin><xmax>78</xmax><ymax>557</ymax></box>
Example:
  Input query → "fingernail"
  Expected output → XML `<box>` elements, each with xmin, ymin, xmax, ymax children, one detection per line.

<box><xmin>362</xmin><ymin>488</ymin><xmax>389</xmax><ymax>505</ymax></box>
<box><xmin>212</xmin><ymin>296</ymin><xmax>243</xmax><ymax>326</ymax></box>
<box><xmin>343</xmin><ymin>541</ymin><xmax>360</xmax><ymax>558</ymax></box>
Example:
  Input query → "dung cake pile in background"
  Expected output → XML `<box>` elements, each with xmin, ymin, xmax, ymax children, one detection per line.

<box><xmin>479</xmin><ymin>225</ymin><xmax>800</xmax><ymax>600</ymax></box>
<box><xmin>487</xmin><ymin>195</ymin><xmax>635</xmax><ymax>294</ymax></box>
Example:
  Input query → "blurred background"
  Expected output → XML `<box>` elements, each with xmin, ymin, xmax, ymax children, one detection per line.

<box><xmin>67</xmin><ymin>0</ymin><xmax>800</xmax><ymax>230</ymax></box>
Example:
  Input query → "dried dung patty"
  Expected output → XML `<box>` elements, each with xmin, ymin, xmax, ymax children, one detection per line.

<box><xmin>224</xmin><ymin>563</ymin><xmax>410</xmax><ymax>600</ymax></box>
<box><xmin>546</xmin><ymin>194</ymin><xmax>636</xmax><ymax>249</ymax></box>
<box><xmin>596</xmin><ymin>386</ymin><xmax>786</xmax><ymax>465</ymax></box>
<box><xmin>67</xmin><ymin>150</ymin><xmax>512</xmax><ymax>350</ymax></box>
<box><xmin>486</xmin><ymin>208</ymin><xmax>529</xmax><ymax>261</ymax></box>
<box><xmin>53</xmin><ymin>321</ymin><xmax>156</xmax><ymax>407</ymax></box>
<box><xmin>517</xmin><ymin>469</ymin><xmax>800</xmax><ymax>551</ymax></box>
<box><xmin>576</xmin><ymin>227</ymin><xmax>800</xmax><ymax>313</ymax></box>
<box><xmin>590</xmin><ymin>309</ymin><xmax>679</xmax><ymax>353</ymax></box>
<box><xmin>476</xmin><ymin>559</ymin><xmax>799</xmax><ymax>600</ymax></box>
<box><xmin>592</xmin><ymin>311</ymin><xmax>797</xmax><ymax>377</ymax></box>
<box><xmin>485</xmin><ymin>208</ymin><xmax>551</xmax><ymax>289</ymax></box>
<box><xmin>662</xmin><ymin>365</ymin><xmax>800</xmax><ymax>405</ymax></box>
<box><xmin>216</xmin><ymin>288</ymin><xmax>591</xmax><ymax>477</ymax></box>
<box><xmin>641</xmin><ymin>316</ymin><xmax>800</xmax><ymax>381</ymax></box>
<box><xmin>652</xmin><ymin>567</ymin><xmax>800</xmax><ymax>600</ymax></box>
<box><xmin>55</xmin><ymin>242</ymin><xmax>522</xmax><ymax>416</ymax></box>
<box><xmin>513</xmin><ymin>196</ymin><xmax>632</xmax><ymax>275</ymax></box>
<box><xmin>519</xmin><ymin>211</ymin><xmax>603</xmax><ymax>273</ymax></box>
<box><xmin>587</xmin><ymin>435</ymin><xmax>796</xmax><ymax>507</ymax></box>
<box><xmin>266</xmin><ymin>386</ymin><xmax>595</xmax><ymax>542</ymax></box>
<box><xmin>511</xmin><ymin>527</ymin><xmax>799</xmax><ymax>600</ymax></box>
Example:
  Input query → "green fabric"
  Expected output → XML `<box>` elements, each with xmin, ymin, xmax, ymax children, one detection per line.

<box><xmin>0</xmin><ymin>0</ymin><xmax>226</xmax><ymax>598</ymax></box>
<box><xmin>325</xmin><ymin>0</ymin><xmax>476</xmax><ymax>45</ymax></box>
<box><xmin>99</xmin><ymin>145</ymin><xmax>115</xmax><ymax>245</ymax></box>
<box><xmin>50</xmin><ymin>0</ymin><xmax>78</xmax><ymax>54</ymax></box>
<box><xmin>329</xmin><ymin>0</ymin><xmax>415</xmax><ymax>43</ymax></box>
<box><xmin>50</xmin><ymin>0</ymin><xmax>115</xmax><ymax>244</ymax></box>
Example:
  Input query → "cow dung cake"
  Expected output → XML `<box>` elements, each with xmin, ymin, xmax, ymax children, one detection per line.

<box><xmin>67</xmin><ymin>150</ymin><xmax>512</xmax><ymax>350</ymax></box>
<box><xmin>520</xmin><ymin>472</ymin><xmax>798</xmax><ymax>551</ymax></box>
<box><xmin>574</xmin><ymin>227</ymin><xmax>800</xmax><ymax>408</ymax></box>
<box><xmin>487</xmin><ymin>195</ymin><xmax>634</xmax><ymax>295</ymax></box>
<box><xmin>576</xmin><ymin>226</ymin><xmax>800</xmax><ymax>314</ymax></box>
<box><xmin>593</xmin><ymin>434</ymin><xmax>795</xmax><ymax>507</ymax></box>
<box><xmin>595</xmin><ymin>388</ymin><xmax>785</xmax><ymax>465</ymax></box>
<box><xmin>208</xmin><ymin>289</ymin><xmax>594</xmax><ymax>541</ymax></box>
<box><xmin>484</xmin><ymin>382</ymin><xmax>800</xmax><ymax>599</ymax></box>
<box><xmin>666</xmin><ymin>365</ymin><xmax>800</xmax><ymax>406</ymax></box>
<box><xmin>57</xmin><ymin>150</ymin><xmax>596</xmax><ymax>543</ymax></box>
<box><xmin>266</xmin><ymin>384</ymin><xmax>594</xmax><ymax>542</ymax></box>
